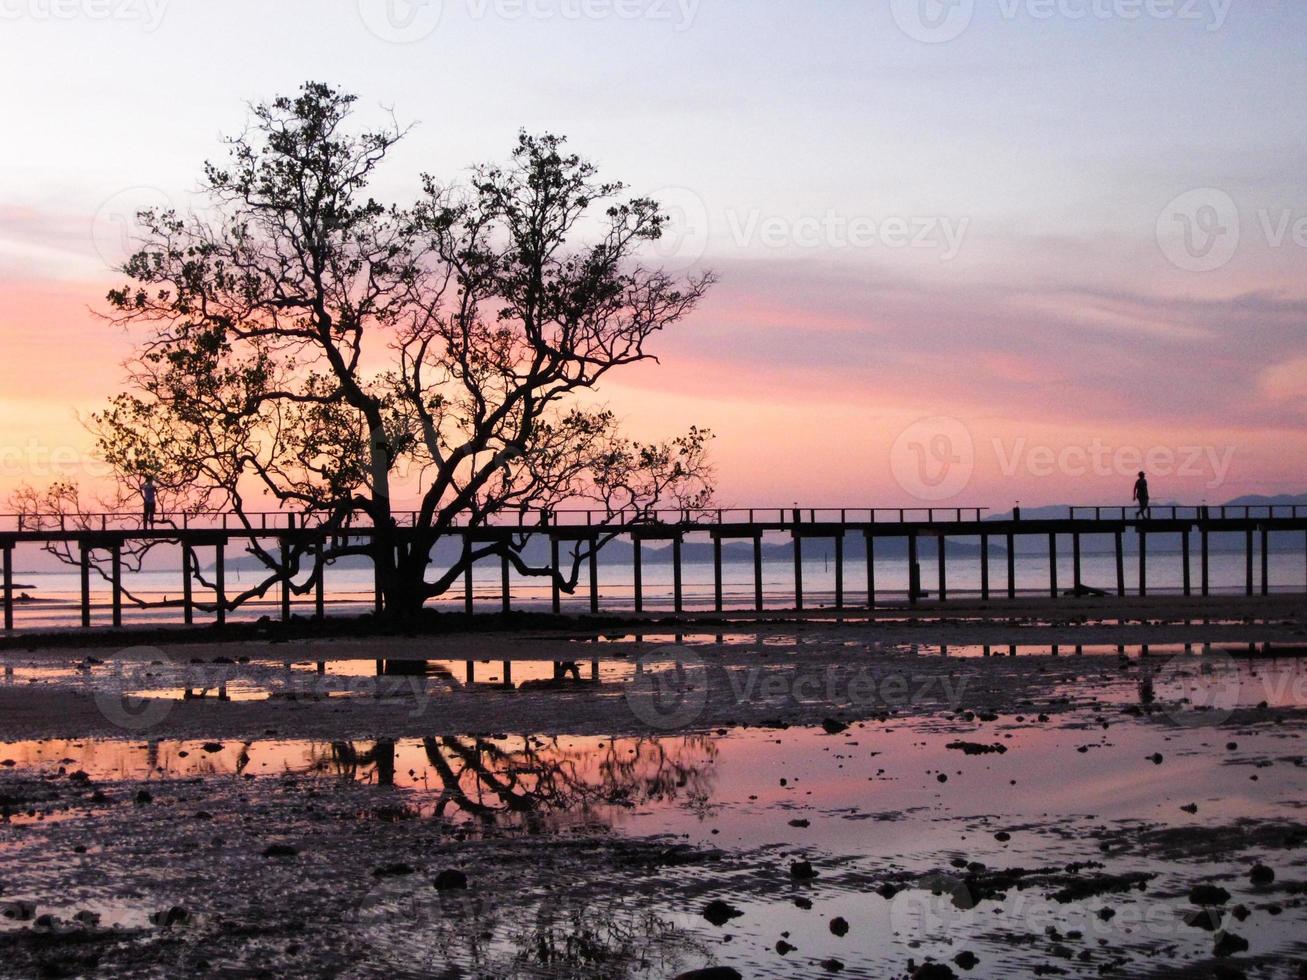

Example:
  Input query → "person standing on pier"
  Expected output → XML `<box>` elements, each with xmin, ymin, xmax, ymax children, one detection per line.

<box><xmin>1132</xmin><ymin>471</ymin><xmax>1150</xmax><ymax>520</ymax></box>
<box><xmin>141</xmin><ymin>475</ymin><xmax>157</xmax><ymax>528</ymax></box>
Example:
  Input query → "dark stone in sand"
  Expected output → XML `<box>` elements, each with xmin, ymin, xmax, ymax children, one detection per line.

<box><xmin>150</xmin><ymin>905</ymin><xmax>190</xmax><ymax>928</ymax></box>
<box><xmin>2</xmin><ymin>900</ymin><xmax>36</xmax><ymax>921</ymax></box>
<box><xmin>1181</xmin><ymin>803</ymin><xmax>1198</xmax><ymax>814</ymax></box>
<box><xmin>1214</xmin><ymin>932</ymin><xmax>1250</xmax><ymax>957</ymax></box>
<box><xmin>790</xmin><ymin>860</ymin><xmax>818</xmax><ymax>880</ymax></box>
<box><xmin>954</xmin><ymin>950</ymin><xmax>979</xmax><ymax>970</ymax></box>
<box><xmin>1189</xmin><ymin>884</ymin><xmax>1232</xmax><ymax>906</ymax></box>
<box><xmin>829</xmin><ymin>916</ymin><xmax>848</xmax><ymax>936</ymax></box>
<box><xmin>789</xmin><ymin>819</ymin><xmax>810</xmax><ymax>828</ymax></box>
<box><xmin>913</xmin><ymin>964</ymin><xmax>958</xmax><ymax>980</ymax></box>
<box><xmin>945</xmin><ymin>741</ymin><xmax>1007</xmax><ymax>756</ymax></box>
<box><xmin>820</xmin><ymin>959</ymin><xmax>844</xmax><ymax>972</ymax></box>
<box><xmin>672</xmin><ymin>970</ymin><xmax>742</xmax><ymax>980</ymax></box>
<box><xmin>1182</xmin><ymin>908</ymin><xmax>1223</xmax><ymax>931</ymax></box>
<box><xmin>1148</xmin><ymin>753</ymin><xmax>1164</xmax><ymax>764</ymax></box>
<box><xmin>794</xmin><ymin>896</ymin><xmax>813</xmax><ymax>909</ymax></box>
<box><xmin>201</xmin><ymin>742</ymin><xmax>224</xmax><ymax>753</ymax></box>
<box><xmin>994</xmin><ymin>832</ymin><xmax>1011</xmax><ymax>842</ymax></box>
<box><xmin>702</xmin><ymin>900</ymin><xmax>743</xmax><ymax>927</ymax></box>
<box><xmin>776</xmin><ymin>940</ymin><xmax>796</xmax><ymax>955</ymax></box>
<box><xmin>433</xmin><ymin>869</ymin><xmax>467</xmax><ymax>891</ymax></box>
<box><xmin>877</xmin><ymin>883</ymin><xmax>899</xmax><ymax>899</ymax></box>
<box><xmin>1250</xmin><ymin>864</ymin><xmax>1275</xmax><ymax>886</ymax></box>
<box><xmin>262</xmin><ymin>844</ymin><xmax>298</xmax><ymax>858</ymax></box>
<box><xmin>822</xmin><ymin>718</ymin><xmax>849</xmax><ymax>735</ymax></box>
<box><xmin>1096</xmin><ymin>907</ymin><xmax>1115</xmax><ymax>921</ymax></box>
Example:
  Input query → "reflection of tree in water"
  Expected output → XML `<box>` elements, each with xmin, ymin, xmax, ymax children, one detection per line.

<box><xmin>322</xmin><ymin>735</ymin><xmax>718</xmax><ymax>829</ymax></box>
<box><xmin>358</xmin><ymin>879</ymin><xmax>707</xmax><ymax>980</ymax></box>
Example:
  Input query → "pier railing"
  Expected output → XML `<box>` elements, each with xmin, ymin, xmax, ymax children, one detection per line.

<box><xmin>2</xmin><ymin>504</ymin><xmax>1306</xmax><ymax>633</ymax></box>
<box><xmin>2</xmin><ymin>506</ymin><xmax>991</xmax><ymax>534</ymax></box>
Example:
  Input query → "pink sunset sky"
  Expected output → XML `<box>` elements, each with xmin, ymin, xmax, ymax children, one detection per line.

<box><xmin>2</xmin><ymin>0</ymin><xmax>1305</xmax><ymax>511</ymax></box>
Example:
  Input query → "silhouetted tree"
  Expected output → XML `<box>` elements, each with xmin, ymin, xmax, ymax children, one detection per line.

<box><xmin>17</xmin><ymin>82</ymin><xmax>714</xmax><ymax>617</ymax></box>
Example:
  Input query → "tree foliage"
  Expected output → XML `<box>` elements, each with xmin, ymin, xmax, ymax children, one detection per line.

<box><xmin>17</xmin><ymin>82</ymin><xmax>716</xmax><ymax>617</ymax></box>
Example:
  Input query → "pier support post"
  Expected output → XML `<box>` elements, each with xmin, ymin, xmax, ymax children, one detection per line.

<box><xmin>464</xmin><ymin>537</ymin><xmax>474</xmax><ymax>615</ymax></box>
<box><xmin>1072</xmin><ymin>533</ymin><xmax>1082</xmax><ymax>594</ymax></box>
<box><xmin>1</xmin><ymin>546</ymin><xmax>12</xmax><ymax>632</ymax></box>
<box><xmin>908</xmin><ymin>532</ymin><xmax>920</xmax><ymax>605</ymax></box>
<box><xmin>753</xmin><ymin>533</ymin><xmax>764</xmax><ymax>611</ymax></box>
<box><xmin>1201</xmin><ymin>529</ymin><xmax>1210</xmax><ymax>597</ymax></box>
<box><xmin>314</xmin><ymin>538</ymin><xmax>325</xmax><ymax>620</ymax></box>
<box><xmin>633</xmin><ymin>537</ymin><xmax>643</xmax><ymax>613</ymax></box>
<box><xmin>501</xmin><ymin>551</ymin><xmax>511</xmax><ymax>615</ymax></box>
<box><xmin>1005</xmin><ymin>532</ymin><xmax>1016</xmax><ymax>600</ymax></box>
<box><xmin>589</xmin><ymin>541</ymin><xmax>599</xmax><ymax>614</ymax></box>
<box><xmin>1261</xmin><ymin>527</ymin><xmax>1269</xmax><ymax>596</ymax></box>
<box><xmin>1114</xmin><ymin>531</ymin><xmax>1125</xmax><ymax>598</ymax></box>
<box><xmin>1245</xmin><ymin>529</ymin><xmax>1254</xmax><ymax>597</ymax></box>
<box><xmin>834</xmin><ymin>533</ymin><xmax>844</xmax><ymax>611</ymax></box>
<box><xmin>182</xmin><ymin>545</ymin><xmax>194</xmax><ymax>625</ymax></box>
<box><xmin>1049</xmin><ymin>533</ymin><xmax>1058</xmax><ymax>599</ymax></box>
<box><xmin>980</xmin><ymin>532</ymin><xmax>990</xmax><ymax>600</ymax></box>
<box><xmin>280</xmin><ymin>537</ymin><xmax>292</xmax><ymax>623</ymax></box>
<box><xmin>937</xmin><ymin>536</ymin><xmax>947</xmax><ymax>602</ymax></box>
<box><xmin>80</xmin><ymin>542</ymin><xmax>91</xmax><ymax>627</ymax></box>
<box><xmin>864</xmin><ymin>533</ymin><xmax>875</xmax><ymax>609</ymax></box>
<box><xmin>550</xmin><ymin>536</ymin><xmax>561</xmax><ymax>614</ymax></box>
<box><xmin>672</xmin><ymin>534</ymin><xmax>683</xmax><ymax>613</ymax></box>
<box><xmin>1182</xmin><ymin>531</ymin><xmax>1192</xmax><ymax>597</ymax></box>
<box><xmin>712</xmin><ymin>534</ymin><xmax>723</xmax><ymax>612</ymax></box>
<box><xmin>793</xmin><ymin>532</ymin><xmax>803</xmax><ymax>610</ymax></box>
<box><xmin>111</xmin><ymin>542</ymin><xmax>122</xmax><ymax>628</ymax></box>
<box><xmin>372</xmin><ymin>538</ymin><xmax>384</xmax><ymax>616</ymax></box>
<box><xmin>1138</xmin><ymin>531</ymin><xmax>1147</xmax><ymax>597</ymax></box>
<box><xmin>215</xmin><ymin>541</ymin><xmax>226</xmax><ymax>626</ymax></box>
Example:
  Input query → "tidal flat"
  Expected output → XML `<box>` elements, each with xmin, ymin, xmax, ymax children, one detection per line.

<box><xmin>1</xmin><ymin>618</ymin><xmax>1305</xmax><ymax>978</ymax></box>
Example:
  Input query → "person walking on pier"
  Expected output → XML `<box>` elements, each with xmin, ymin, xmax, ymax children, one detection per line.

<box><xmin>1132</xmin><ymin>471</ymin><xmax>1150</xmax><ymax>520</ymax></box>
<box><xmin>141</xmin><ymin>475</ymin><xmax>157</xmax><ymax>528</ymax></box>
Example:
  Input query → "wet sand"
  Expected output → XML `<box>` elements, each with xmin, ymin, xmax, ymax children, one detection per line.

<box><xmin>1</xmin><ymin>604</ymin><xmax>1305</xmax><ymax>978</ymax></box>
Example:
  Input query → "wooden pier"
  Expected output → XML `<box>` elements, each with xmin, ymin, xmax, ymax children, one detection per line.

<box><xmin>2</xmin><ymin>505</ymin><xmax>1306</xmax><ymax>632</ymax></box>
